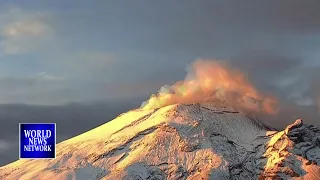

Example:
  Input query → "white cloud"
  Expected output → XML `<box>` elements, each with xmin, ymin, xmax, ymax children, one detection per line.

<box><xmin>0</xmin><ymin>8</ymin><xmax>53</xmax><ymax>55</ymax></box>
<box><xmin>2</xmin><ymin>20</ymin><xmax>50</xmax><ymax>38</ymax></box>
<box><xmin>273</xmin><ymin>75</ymin><xmax>300</xmax><ymax>89</ymax></box>
<box><xmin>35</xmin><ymin>72</ymin><xmax>65</xmax><ymax>81</ymax></box>
<box><xmin>288</xmin><ymin>92</ymin><xmax>315</xmax><ymax>107</ymax></box>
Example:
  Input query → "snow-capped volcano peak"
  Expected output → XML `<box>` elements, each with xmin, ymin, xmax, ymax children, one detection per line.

<box><xmin>0</xmin><ymin>102</ymin><xmax>319</xmax><ymax>180</ymax></box>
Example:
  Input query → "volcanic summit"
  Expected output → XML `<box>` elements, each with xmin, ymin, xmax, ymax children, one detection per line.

<box><xmin>0</xmin><ymin>100</ymin><xmax>319</xmax><ymax>180</ymax></box>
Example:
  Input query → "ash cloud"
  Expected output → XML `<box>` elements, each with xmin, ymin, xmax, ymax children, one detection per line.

<box><xmin>141</xmin><ymin>59</ymin><xmax>278</xmax><ymax>114</ymax></box>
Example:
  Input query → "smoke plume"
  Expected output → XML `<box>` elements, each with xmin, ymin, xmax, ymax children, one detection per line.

<box><xmin>141</xmin><ymin>59</ymin><xmax>278</xmax><ymax>114</ymax></box>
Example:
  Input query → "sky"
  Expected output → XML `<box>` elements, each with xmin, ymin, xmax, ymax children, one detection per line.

<box><xmin>0</xmin><ymin>0</ymin><xmax>320</xmax><ymax>166</ymax></box>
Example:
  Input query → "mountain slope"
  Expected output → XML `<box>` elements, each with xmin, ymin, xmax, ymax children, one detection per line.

<box><xmin>0</xmin><ymin>101</ymin><xmax>319</xmax><ymax>180</ymax></box>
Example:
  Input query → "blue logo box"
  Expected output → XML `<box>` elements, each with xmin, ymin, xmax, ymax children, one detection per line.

<box><xmin>19</xmin><ymin>123</ymin><xmax>56</xmax><ymax>159</ymax></box>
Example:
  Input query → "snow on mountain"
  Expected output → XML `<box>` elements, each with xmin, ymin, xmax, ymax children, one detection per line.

<box><xmin>0</xmin><ymin>101</ymin><xmax>319</xmax><ymax>180</ymax></box>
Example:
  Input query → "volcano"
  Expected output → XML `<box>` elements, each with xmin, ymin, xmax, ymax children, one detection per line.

<box><xmin>0</xmin><ymin>101</ymin><xmax>319</xmax><ymax>180</ymax></box>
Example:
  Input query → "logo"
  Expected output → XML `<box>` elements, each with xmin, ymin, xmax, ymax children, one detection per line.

<box><xmin>19</xmin><ymin>123</ymin><xmax>56</xmax><ymax>159</ymax></box>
